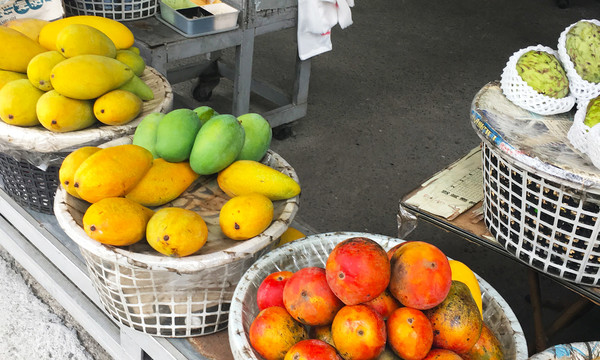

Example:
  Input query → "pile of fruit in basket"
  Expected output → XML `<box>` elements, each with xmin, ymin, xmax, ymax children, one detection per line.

<box><xmin>0</xmin><ymin>15</ymin><xmax>155</xmax><ymax>131</ymax></box>
<box><xmin>59</xmin><ymin>106</ymin><xmax>301</xmax><ymax>257</ymax></box>
<box><xmin>249</xmin><ymin>237</ymin><xmax>504</xmax><ymax>360</ymax></box>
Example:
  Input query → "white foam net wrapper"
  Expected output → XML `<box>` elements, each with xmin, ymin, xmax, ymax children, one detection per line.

<box><xmin>568</xmin><ymin>96</ymin><xmax>600</xmax><ymax>170</ymax></box>
<box><xmin>500</xmin><ymin>45</ymin><xmax>576</xmax><ymax>115</ymax></box>
<box><xmin>557</xmin><ymin>19</ymin><xmax>600</xmax><ymax>102</ymax></box>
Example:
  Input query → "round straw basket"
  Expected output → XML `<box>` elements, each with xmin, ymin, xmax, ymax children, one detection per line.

<box><xmin>0</xmin><ymin>67</ymin><xmax>172</xmax><ymax>214</ymax></box>
<box><xmin>228</xmin><ymin>232</ymin><xmax>529</xmax><ymax>360</ymax></box>
<box><xmin>54</xmin><ymin>139</ymin><xmax>300</xmax><ymax>337</ymax></box>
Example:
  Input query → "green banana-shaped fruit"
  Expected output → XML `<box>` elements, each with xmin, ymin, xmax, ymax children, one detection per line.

<box><xmin>584</xmin><ymin>96</ymin><xmax>600</xmax><ymax>127</ymax></box>
<box><xmin>566</xmin><ymin>20</ymin><xmax>600</xmax><ymax>83</ymax></box>
<box><xmin>516</xmin><ymin>50</ymin><xmax>569</xmax><ymax>98</ymax></box>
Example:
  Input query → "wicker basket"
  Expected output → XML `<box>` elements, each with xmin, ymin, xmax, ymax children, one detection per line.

<box><xmin>63</xmin><ymin>0</ymin><xmax>159</xmax><ymax>21</ymax></box>
<box><xmin>481</xmin><ymin>141</ymin><xmax>600</xmax><ymax>287</ymax></box>
<box><xmin>228</xmin><ymin>232</ymin><xmax>529</xmax><ymax>360</ymax></box>
<box><xmin>54</xmin><ymin>140</ymin><xmax>300</xmax><ymax>337</ymax></box>
<box><xmin>0</xmin><ymin>67</ymin><xmax>172</xmax><ymax>214</ymax></box>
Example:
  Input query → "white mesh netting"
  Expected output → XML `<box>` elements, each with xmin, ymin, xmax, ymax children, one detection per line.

<box><xmin>557</xmin><ymin>19</ymin><xmax>600</xmax><ymax>102</ymax></box>
<box><xmin>500</xmin><ymin>45</ymin><xmax>576</xmax><ymax>115</ymax></box>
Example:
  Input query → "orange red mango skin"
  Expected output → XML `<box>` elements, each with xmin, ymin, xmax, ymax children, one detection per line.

<box><xmin>283</xmin><ymin>267</ymin><xmax>344</xmax><ymax>326</ymax></box>
<box><xmin>326</xmin><ymin>237</ymin><xmax>391</xmax><ymax>305</ymax></box>
<box><xmin>388</xmin><ymin>241</ymin><xmax>452</xmax><ymax>310</ymax></box>
<box><xmin>361</xmin><ymin>289</ymin><xmax>400</xmax><ymax>320</ymax></box>
<box><xmin>331</xmin><ymin>304</ymin><xmax>387</xmax><ymax>360</ymax></box>
<box><xmin>283</xmin><ymin>339</ymin><xmax>342</xmax><ymax>360</ymax></box>
<box><xmin>386</xmin><ymin>307</ymin><xmax>433</xmax><ymax>360</ymax></box>
<box><xmin>423</xmin><ymin>348</ymin><xmax>464</xmax><ymax>360</ymax></box>
<box><xmin>459</xmin><ymin>322</ymin><xmax>504</xmax><ymax>360</ymax></box>
<box><xmin>249</xmin><ymin>306</ymin><xmax>308</xmax><ymax>360</ymax></box>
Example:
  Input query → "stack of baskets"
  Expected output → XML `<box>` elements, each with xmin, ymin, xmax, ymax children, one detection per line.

<box><xmin>54</xmin><ymin>137</ymin><xmax>300</xmax><ymax>337</ymax></box>
<box><xmin>0</xmin><ymin>67</ymin><xmax>172</xmax><ymax>214</ymax></box>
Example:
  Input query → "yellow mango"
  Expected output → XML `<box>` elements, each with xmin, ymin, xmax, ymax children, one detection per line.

<box><xmin>277</xmin><ymin>227</ymin><xmax>306</xmax><ymax>247</ymax></box>
<box><xmin>125</xmin><ymin>158</ymin><xmax>199</xmax><ymax>207</ymax></box>
<box><xmin>449</xmin><ymin>260</ymin><xmax>483</xmax><ymax>316</ymax></box>
<box><xmin>59</xmin><ymin>147</ymin><xmax>101</xmax><ymax>198</ymax></box>
<box><xmin>27</xmin><ymin>50</ymin><xmax>66</xmax><ymax>91</ymax></box>
<box><xmin>146</xmin><ymin>207</ymin><xmax>208</xmax><ymax>257</ymax></box>
<box><xmin>0</xmin><ymin>70</ymin><xmax>27</xmax><ymax>91</ymax></box>
<box><xmin>0</xmin><ymin>27</ymin><xmax>46</xmax><ymax>72</ymax></box>
<box><xmin>3</xmin><ymin>18</ymin><xmax>49</xmax><ymax>42</ymax></box>
<box><xmin>73</xmin><ymin>144</ymin><xmax>153</xmax><ymax>203</ymax></box>
<box><xmin>37</xmin><ymin>90</ymin><xmax>97</xmax><ymax>132</ymax></box>
<box><xmin>0</xmin><ymin>79</ymin><xmax>43</xmax><ymax>126</ymax></box>
<box><xmin>219</xmin><ymin>193</ymin><xmax>274</xmax><ymax>240</ymax></box>
<box><xmin>217</xmin><ymin>160</ymin><xmax>301</xmax><ymax>201</ymax></box>
<box><xmin>39</xmin><ymin>15</ymin><xmax>134</xmax><ymax>51</ymax></box>
<box><xmin>50</xmin><ymin>54</ymin><xmax>134</xmax><ymax>100</ymax></box>
<box><xmin>93</xmin><ymin>89</ymin><xmax>142</xmax><ymax>126</ymax></box>
<box><xmin>83</xmin><ymin>197</ymin><xmax>154</xmax><ymax>246</ymax></box>
<box><xmin>115</xmin><ymin>49</ymin><xmax>145</xmax><ymax>76</ymax></box>
<box><xmin>56</xmin><ymin>24</ymin><xmax>117</xmax><ymax>58</ymax></box>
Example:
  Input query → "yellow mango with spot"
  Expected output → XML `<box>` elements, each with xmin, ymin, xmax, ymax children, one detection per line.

<box><xmin>146</xmin><ymin>207</ymin><xmax>208</xmax><ymax>257</ymax></box>
<box><xmin>0</xmin><ymin>79</ymin><xmax>43</xmax><ymax>126</ymax></box>
<box><xmin>125</xmin><ymin>158</ymin><xmax>199</xmax><ymax>207</ymax></box>
<box><xmin>59</xmin><ymin>147</ymin><xmax>101</xmax><ymax>198</ymax></box>
<box><xmin>0</xmin><ymin>70</ymin><xmax>27</xmax><ymax>91</ymax></box>
<box><xmin>3</xmin><ymin>18</ymin><xmax>49</xmax><ymax>42</ymax></box>
<box><xmin>73</xmin><ymin>144</ymin><xmax>153</xmax><ymax>203</ymax></box>
<box><xmin>56</xmin><ymin>24</ymin><xmax>117</xmax><ymax>58</ymax></box>
<box><xmin>217</xmin><ymin>160</ymin><xmax>301</xmax><ymax>201</ymax></box>
<box><xmin>0</xmin><ymin>27</ymin><xmax>47</xmax><ymax>72</ymax></box>
<box><xmin>83</xmin><ymin>197</ymin><xmax>154</xmax><ymax>246</ymax></box>
<box><xmin>50</xmin><ymin>54</ymin><xmax>134</xmax><ymax>100</ymax></box>
<box><xmin>93</xmin><ymin>89</ymin><xmax>142</xmax><ymax>125</ymax></box>
<box><xmin>37</xmin><ymin>90</ymin><xmax>97</xmax><ymax>132</ymax></box>
<box><xmin>219</xmin><ymin>193</ymin><xmax>274</xmax><ymax>240</ymax></box>
<box><xmin>39</xmin><ymin>15</ymin><xmax>134</xmax><ymax>51</ymax></box>
<box><xmin>27</xmin><ymin>50</ymin><xmax>66</xmax><ymax>91</ymax></box>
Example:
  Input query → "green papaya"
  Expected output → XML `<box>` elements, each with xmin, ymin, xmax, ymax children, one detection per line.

<box><xmin>236</xmin><ymin>113</ymin><xmax>272</xmax><ymax>161</ymax></box>
<box><xmin>132</xmin><ymin>112</ymin><xmax>165</xmax><ymax>158</ymax></box>
<box><xmin>189</xmin><ymin>114</ymin><xmax>245</xmax><ymax>175</ymax></box>
<box><xmin>155</xmin><ymin>108</ymin><xmax>202</xmax><ymax>162</ymax></box>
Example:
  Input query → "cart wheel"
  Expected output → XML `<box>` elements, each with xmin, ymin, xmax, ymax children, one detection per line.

<box><xmin>273</xmin><ymin>124</ymin><xmax>294</xmax><ymax>140</ymax></box>
<box><xmin>192</xmin><ymin>86</ymin><xmax>214</xmax><ymax>102</ymax></box>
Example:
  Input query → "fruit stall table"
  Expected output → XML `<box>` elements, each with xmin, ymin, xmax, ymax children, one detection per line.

<box><xmin>400</xmin><ymin>82</ymin><xmax>600</xmax><ymax>356</ymax></box>
<box><xmin>0</xmin><ymin>185</ymin><xmax>315</xmax><ymax>360</ymax></box>
<box><xmin>123</xmin><ymin>0</ymin><xmax>310</xmax><ymax>129</ymax></box>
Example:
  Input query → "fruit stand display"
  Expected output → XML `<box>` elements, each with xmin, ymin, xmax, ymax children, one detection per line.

<box><xmin>0</xmin><ymin>16</ymin><xmax>173</xmax><ymax>213</ymax></box>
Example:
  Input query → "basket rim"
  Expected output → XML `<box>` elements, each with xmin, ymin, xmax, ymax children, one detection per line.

<box><xmin>53</xmin><ymin>149</ymin><xmax>299</xmax><ymax>272</ymax></box>
<box><xmin>227</xmin><ymin>231</ymin><xmax>528</xmax><ymax>360</ymax></box>
<box><xmin>0</xmin><ymin>66</ymin><xmax>173</xmax><ymax>154</ymax></box>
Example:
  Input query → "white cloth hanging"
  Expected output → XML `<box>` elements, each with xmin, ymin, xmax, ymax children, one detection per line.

<box><xmin>297</xmin><ymin>0</ymin><xmax>354</xmax><ymax>60</ymax></box>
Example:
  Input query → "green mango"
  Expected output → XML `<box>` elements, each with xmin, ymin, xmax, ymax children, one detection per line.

<box><xmin>193</xmin><ymin>105</ymin><xmax>218</xmax><ymax>126</ymax></box>
<box><xmin>118</xmin><ymin>75</ymin><xmax>153</xmax><ymax>101</ymax></box>
<box><xmin>155</xmin><ymin>108</ymin><xmax>202</xmax><ymax>162</ymax></box>
<box><xmin>236</xmin><ymin>113</ymin><xmax>272</xmax><ymax>161</ymax></box>
<box><xmin>116</xmin><ymin>49</ymin><xmax>145</xmax><ymax>76</ymax></box>
<box><xmin>189</xmin><ymin>114</ymin><xmax>245</xmax><ymax>175</ymax></box>
<box><xmin>132</xmin><ymin>112</ymin><xmax>165</xmax><ymax>158</ymax></box>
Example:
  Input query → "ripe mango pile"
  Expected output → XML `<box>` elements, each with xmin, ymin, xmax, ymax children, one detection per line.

<box><xmin>59</xmin><ymin>108</ymin><xmax>301</xmax><ymax>257</ymax></box>
<box><xmin>250</xmin><ymin>237</ymin><xmax>504</xmax><ymax>360</ymax></box>
<box><xmin>0</xmin><ymin>16</ymin><xmax>153</xmax><ymax>132</ymax></box>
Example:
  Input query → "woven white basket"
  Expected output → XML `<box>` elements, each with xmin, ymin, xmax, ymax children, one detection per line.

<box><xmin>500</xmin><ymin>45</ymin><xmax>576</xmax><ymax>115</ymax></box>
<box><xmin>54</xmin><ymin>139</ymin><xmax>300</xmax><ymax>337</ymax></box>
<box><xmin>481</xmin><ymin>141</ymin><xmax>600</xmax><ymax>286</ymax></box>
<box><xmin>228</xmin><ymin>232</ymin><xmax>528</xmax><ymax>360</ymax></box>
<box><xmin>557</xmin><ymin>19</ymin><xmax>600</xmax><ymax>102</ymax></box>
<box><xmin>528</xmin><ymin>341</ymin><xmax>600</xmax><ymax>360</ymax></box>
<box><xmin>567</xmin><ymin>99</ymin><xmax>592</xmax><ymax>154</ymax></box>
